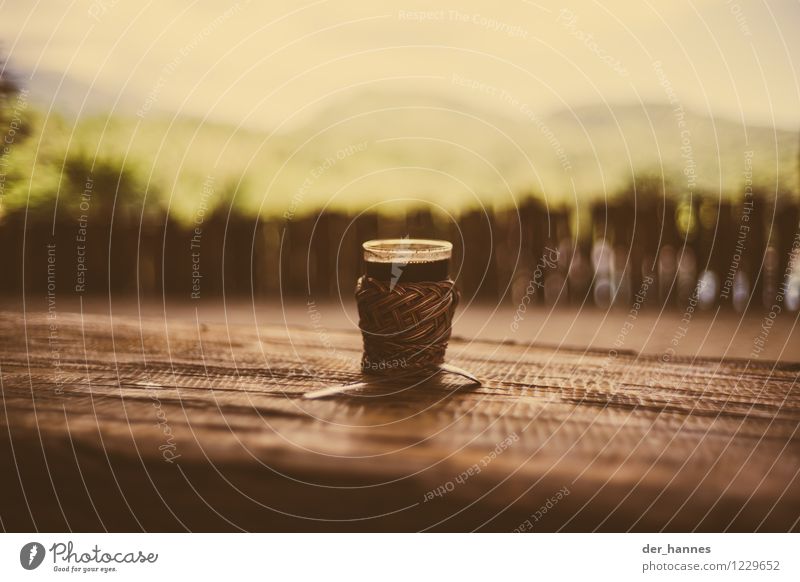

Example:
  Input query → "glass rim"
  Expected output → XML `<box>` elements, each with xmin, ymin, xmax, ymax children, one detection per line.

<box><xmin>362</xmin><ymin>238</ymin><xmax>453</xmax><ymax>263</ymax></box>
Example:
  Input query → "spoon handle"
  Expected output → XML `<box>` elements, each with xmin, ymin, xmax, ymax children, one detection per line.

<box><xmin>302</xmin><ymin>380</ymin><xmax>369</xmax><ymax>400</ymax></box>
<box><xmin>439</xmin><ymin>363</ymin><xmax>481</xmax><ymax>385</ymax></box>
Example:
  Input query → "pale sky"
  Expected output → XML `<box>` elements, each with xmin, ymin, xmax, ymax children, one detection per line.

<box><xmin>1</xmin><ymin>0</ymin><xmax>799</xmax><ymax>129</ymax></box>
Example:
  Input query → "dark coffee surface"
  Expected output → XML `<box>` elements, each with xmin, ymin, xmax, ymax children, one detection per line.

<box><xmin>364</xmin><ymin>258</ymin><xmax>449</xmax><ymax>283</ymax></box>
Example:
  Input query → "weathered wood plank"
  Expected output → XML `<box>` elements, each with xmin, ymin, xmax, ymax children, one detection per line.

<box><xmin>0</xmin><ymin>311</ymin><xmax>798</xmax><ymax>532</ymax></box>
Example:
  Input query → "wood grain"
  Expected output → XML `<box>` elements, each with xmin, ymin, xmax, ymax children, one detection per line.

<box><xmin>0</xmin><ymin>311</ymin><xmax>798</xmax><ymax>532</ymax></box>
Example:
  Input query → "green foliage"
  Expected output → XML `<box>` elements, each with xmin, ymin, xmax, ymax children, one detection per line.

<box><xmin>0</xmin><ymin>99</ymin><xmax>797</xmax><ymax>221</ymax></box>
<box><xmin>0</xmin><ymin>58</ymin><xmax>19</xmax><ymax>125</ymax></box>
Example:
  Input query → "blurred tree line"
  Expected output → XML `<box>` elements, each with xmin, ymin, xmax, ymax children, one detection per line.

<box><xmin>1</xmin><ymin>53</ymin><xmax>799</xmax><ymax>312</ymax></box>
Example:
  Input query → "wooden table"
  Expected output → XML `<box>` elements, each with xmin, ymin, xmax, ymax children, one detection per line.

<box><xmin>1</xmin><ymin>311</ymin><xmax>798</xmax><ymax>531</ymax></box>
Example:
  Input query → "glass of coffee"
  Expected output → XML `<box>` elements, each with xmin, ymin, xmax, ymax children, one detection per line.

<box><xmin>303</xmin><ymin>238</ymin><xmax>477</xmax><ymax>396</ymax></box>
<box><xmin>357</xmin><ymin>239</ymin><xmax>456</xmax><ymax>375</ymax></box>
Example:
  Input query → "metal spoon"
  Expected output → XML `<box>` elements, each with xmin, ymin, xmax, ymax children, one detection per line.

<box><xmin>302</xmin><ymin>363</ymin><xmax>480</xmax><ymax>399</ymax></box>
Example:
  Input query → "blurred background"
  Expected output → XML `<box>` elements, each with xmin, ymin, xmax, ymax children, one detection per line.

<box><xmin>1</xmin><ymin>0</ymin><xmax>799</xmax><ymax>358</ymax></box>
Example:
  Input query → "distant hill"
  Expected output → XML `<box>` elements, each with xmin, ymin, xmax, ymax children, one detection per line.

<box><xmin>7</xmin><ymin>86</ymin><xmax>799</xmax><ymax>222</ymax></box>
